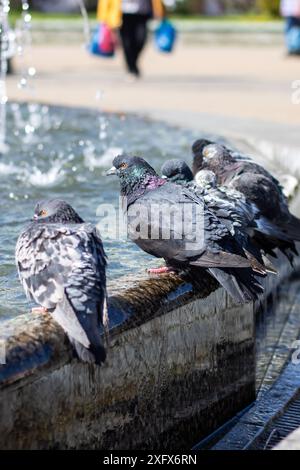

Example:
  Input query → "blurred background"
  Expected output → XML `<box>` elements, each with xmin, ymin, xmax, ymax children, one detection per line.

<box><xmin>8</xmin><ymin>1</ymin><xmax>283</xmax><ymax>16</ymax></box>
<box><xmin>4</xmin><ymin>0</ymin><xmax>300</xmax><ymax>144</ymax></box>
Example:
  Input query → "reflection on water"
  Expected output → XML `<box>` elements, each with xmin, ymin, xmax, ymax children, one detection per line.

<box><xmin>0</xmin><ymin>103</ymin><xmax>200</xmax><ymax>320</ymax></box>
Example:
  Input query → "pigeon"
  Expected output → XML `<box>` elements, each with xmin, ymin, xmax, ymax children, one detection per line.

<box><xmin>192</xmin><ymin>139</ymin><xmax>252</xmax><ymax>177</ymax></box>
<box><xmin>16</xmin><ymin>199</ymin><xmax>107</xmax><ymax>365</ymax></box>
<box><xmin>161</xmin><ymin>159</ymin><xmax>194</xmax><ymax>185</ymax></box>
<box><xmin>193</xmin><ymin>143</ymin><xmax>300</xmax><ymax>264</ymax></box>
<box><xmin>162</xmin><ymin>158</ymin><xmax>297</xmax><ymax>264</ymax></box>
<box><xmin>191</xmin><ymin>139</ymin><xmax>213</xmax><ymax>176</ymax></box>
<box><xmin>161</xmin><ymin>160</ymin><xmax>276</xmax><ymax>274</ymax></box>
<box><xmin>108</xmin><ymin>155</ymin><xmax>266</xmax><ymax>304</ymax></box>
<box><xmin>198</xmin><ymin>143</ymin><xmax>300</xmax><ymax>245</ymax></box>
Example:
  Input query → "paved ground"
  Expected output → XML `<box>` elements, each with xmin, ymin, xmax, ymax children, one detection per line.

<box><xmin>6</xmin><ymin>41</ymin><xmax>300</xmax><ymax>145</ymax></box>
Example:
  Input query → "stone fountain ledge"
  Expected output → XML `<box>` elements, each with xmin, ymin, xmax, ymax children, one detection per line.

<box><xmin>0</xmin><ymin>142</ymin><xmax>299</xmax><ymax>450</ymax></box>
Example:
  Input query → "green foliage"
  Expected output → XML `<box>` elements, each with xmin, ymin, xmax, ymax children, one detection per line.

<box><xmin>256</xmin><ymin>0</ymin><xmax>281</xmax><ymax>16</ymax></box>
<box><xmin>174</xmin><ymin>0</ymin><xmax>205</xmax><ymax>15</ymax></box>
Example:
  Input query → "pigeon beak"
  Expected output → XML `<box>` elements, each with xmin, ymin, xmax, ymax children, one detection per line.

<box><xmin>161</xmin><ymin>175</ymin><xmax>167</xmax><ymax>179</ymax></box>
<box><xmin>106</xmin><ymin>166</ymin><xmax>117</xmax><ymax>176</ymax></box>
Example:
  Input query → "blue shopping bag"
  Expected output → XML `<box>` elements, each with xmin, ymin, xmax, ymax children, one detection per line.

<box><xmin>155</xmin><ymin>19</ymin><xmax>176</xmax><ymax>53</ymax></box>
<box><xmin>89</xmin><ymin>23</ymin><xmax>116</xmax><ymax>57</ymax></box>
<box><xmin>286</xmin><ymin>26</ymin><xmax>300</xmax><ymax>54</ymax></box>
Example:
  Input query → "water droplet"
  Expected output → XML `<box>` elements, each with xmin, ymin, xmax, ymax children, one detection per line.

<box><xmin>18</xmin><ymin>77</ymin><xmax>27</xmax><ymax>89</ymax></box>
<box><xmin>25</xmin><ymin>124</ymin><xmax>34</xmax><ymax>134</ymax></box>
<box><xmin>95</xmin><ymin>90</ymin><xmax>104</xmax><ymax>101</ymax></box>
<box><xmin>24</xmin><ymin>14</ymin><xmax>32</xmax><ymax>23</ymax></box>
<box><xmin>28</xmin><ymin>67</ymin><xmax>36</xmax><ymax>77</ymax></box>
<box><xmin>22</xmin><ymin>2</ymin><xmax>30</xmax><ymax>11</ymax></box>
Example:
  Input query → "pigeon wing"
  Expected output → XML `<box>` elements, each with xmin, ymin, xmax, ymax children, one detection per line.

<box><xmin>129</xmin><ymin>183</ymin><xmax>251</xmax><ymax>268</ymax></box>
<box><xmin>16</xmin><ymin>224</ymin><xmax>107</xmax><ymax>362</ymax></box>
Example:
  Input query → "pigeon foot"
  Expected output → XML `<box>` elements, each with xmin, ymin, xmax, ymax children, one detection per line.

<box><xmin>147</xmin><ymin>266</ymin><xmax>175</xmax><ymax>275</ymax></box>
<box><xmin>32</xmin><ymin>307</ymin><xmax>48</xmax><ymax>314</ymax></box>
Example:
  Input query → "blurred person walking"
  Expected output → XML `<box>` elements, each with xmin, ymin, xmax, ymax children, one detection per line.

<box><xmin>97</xmin><ymin>0</ymin><xmax>165</xmax><ymax>78</ymax></box>
<box><xmin>280</xmin><ymin>0</ymin><xmax>300</xmax><ymax>54</ymax></box>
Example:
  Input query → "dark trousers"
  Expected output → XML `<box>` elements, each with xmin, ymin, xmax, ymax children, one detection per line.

<box><xmin>285</xmin><ymin>16</ymin><xmax>300</xmax><ymax>32</ymax></box>
<box><xmin>120</xmin><ymin>14</ymin><xmax>150</xmax><ymax>75</ymax></box>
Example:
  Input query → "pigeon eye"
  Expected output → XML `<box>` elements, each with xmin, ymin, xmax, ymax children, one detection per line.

<box><xmin>119</xmin><ymin>163</ymin><xmax>128</xmax><ymax>170</ymax></box>
<box><xmin>39</xmin><ymin>209</ymin><xmax>47</xmax><ymax>217</ymax></box>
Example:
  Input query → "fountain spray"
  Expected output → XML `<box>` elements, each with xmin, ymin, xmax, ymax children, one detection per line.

<box><xmin>0</xmin><ymin>0</ymin><xmax>10</xmax><ymax>153</ymax></box>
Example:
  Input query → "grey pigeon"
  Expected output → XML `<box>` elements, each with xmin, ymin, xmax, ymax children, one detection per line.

<box><xmin>108</xmin><ymin>155</ymin><xmax>266</xmax><ymax>304</ymax></box>
<box><xmin>161</xmin><ymin>159</ymin><xmax>194</xmax><ymax>185</ymax></box>
<box><xmin>191</xmin><ymin>141</ymin><xmax>299</xmax><ymax>263</ymax></box>
<box><xmin>198</xmin><ymin>143</ymin><xmax>300</xmax><ymax>242</ymax></box>
<box><xmin>161</xmin><ymin>160</ymin><xmax>276</xmax><ymax>274</ymax></box>
<box><xmin>192</xmin><ymin>139</ymin><xmax>252</xmax><ymax>177</ymax></box>
<box><xmin>191</xmin><ymin>139</ymin><xmax>213</xmax><ymax>176</ymax></box>
<box><xmin>16</xmin><ymin>199</ymin><xmax>107</xmax><ymax>365</ymax></box>
<box><xmin>162</xmin><ymin>158</ymin><xmax>296</xmax><ymax>264</ymax></box>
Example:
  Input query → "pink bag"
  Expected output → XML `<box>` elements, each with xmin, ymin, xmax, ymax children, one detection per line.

<box><xmin>90</xmin><ymin>23</ymin><xmax>116</xmax><ymax>57</ymax></box>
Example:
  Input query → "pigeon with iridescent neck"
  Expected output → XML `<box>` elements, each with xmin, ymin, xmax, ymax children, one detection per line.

<box><xmin>107</xmin><ymin>154</ymin><xmax>266</xmax><ymax>304</ymax></box>
<box><xmin>16</xmin><ymin>199</ymin><xmax>107</xmax><ymax>366</ymax></box>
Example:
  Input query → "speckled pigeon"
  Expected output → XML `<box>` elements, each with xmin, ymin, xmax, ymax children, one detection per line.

<box><xmin>16</xmin><ymin>199</ymin><xmax>107</xmax><ymax>365</ymax></box>
<box><xmin>108</xmin><ymin>155</ymin><xmax>266</xmax><ymax>304</ymax></box>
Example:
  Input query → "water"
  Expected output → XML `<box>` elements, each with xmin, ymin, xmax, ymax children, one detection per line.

<box><xmin>0</xmin><ymin>103</ymin><xmax>199</xmax><ymax>321</ymax></box>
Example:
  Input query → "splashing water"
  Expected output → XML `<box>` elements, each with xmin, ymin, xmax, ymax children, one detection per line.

<box><xmin>0</xmin><ymin>0</ymin><xmax>35</xmax><ymax>152</ymax></box>
<box><xmin>83</xmin><ymin>143</ymin><xmax>123</xmax><ymax>170</ymax></box>
<box><xmin>0</xmin><ymin>0</ymin><xmax>91</xmax><ymax>155</ymax></box>
<box><xmin>26</xmin><ymin>162</ymin><xmax>66</xmax><ymax>188</ymax></box>
<box><xmin>77</xmin><ymin>0</ymin><xmax>91</xmax><ymax>47</ymax></box>
<box><xmin>0</xmin><ymin>0</ymin><xmax>10</xmax><ymax>153</ymax></box>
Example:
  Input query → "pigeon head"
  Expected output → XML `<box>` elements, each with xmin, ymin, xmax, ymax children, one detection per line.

<box><xmin>195</xmin><ymin>170</ymin><xmax>217</xmax><ymax>188</ymax></box>
<box><xmin>191</xmin><ymin>139</ymin><xmax>213</xmax><ymax>175</ymax></box>
<box><xmin>107</xmin><ymin>154</ymin><xmax>164</xmax><ymax>196</ymax></box>
<box><xmin>161</xmin><ymin>159</ymin><xmax>193</xmax><ymax>185</ymax></box>
<box><xmin>33</xmin><ymin>199</ymin><xmax>84</xmax><ymax>224</ymax></box>
<box><xmin>202</xmin><ymin>143</ymin><xmax>234</xmax><ymax>164</ymax></box>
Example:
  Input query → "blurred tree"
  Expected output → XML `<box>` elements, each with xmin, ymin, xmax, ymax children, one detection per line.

<box><xmin>9</xmin><ymin>0</ymin><xmax>98</xmax><ymax>12</ymax></box>
<box><xmin>255</xmin><ymin>0</ymin><xmax>280</xmax><ymax>15</ymax></box>
<box><xmin>222</xmin><ymin>0</ymin><xmax>256</xmax><ymax>12</ymax></box>
<box><xmin>175</xmin><ymin>0</ymin><xmax>257</xmax><ymax>15</ymax></box>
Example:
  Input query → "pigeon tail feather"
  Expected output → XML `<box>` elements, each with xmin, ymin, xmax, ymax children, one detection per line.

<box><xmin>209</xmin><ymin>267</ymin><xmax>264</xmax><ymax>304</ymax></box>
